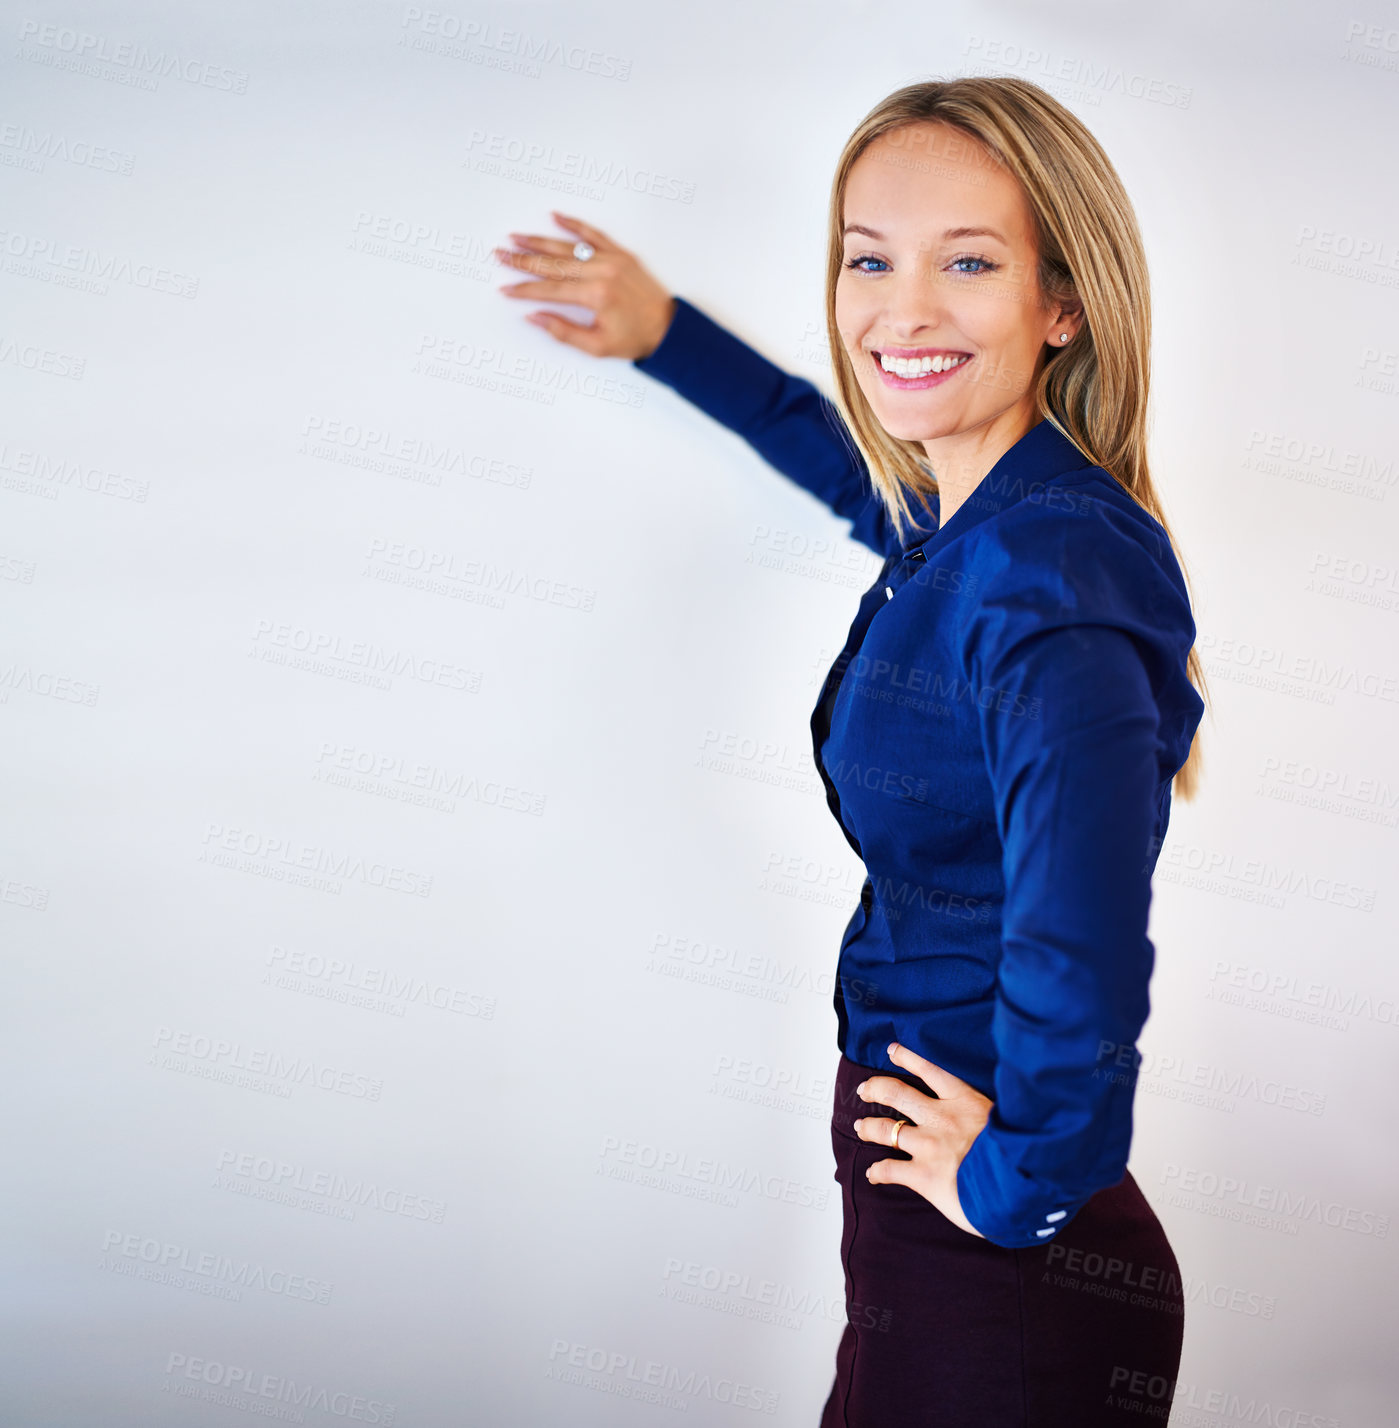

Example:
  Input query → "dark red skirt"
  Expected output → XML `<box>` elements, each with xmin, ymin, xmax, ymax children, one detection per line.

<box><xmin>820</xmin><ymin>1053</ymin><xmax>1185</xmax><ymax>1427</ymax></box>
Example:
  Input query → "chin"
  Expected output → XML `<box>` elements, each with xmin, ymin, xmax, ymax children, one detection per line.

<box><xmin>869</xmin><ymin>405</ymin><xmax>964</xmax><ymax>444</ymax></box>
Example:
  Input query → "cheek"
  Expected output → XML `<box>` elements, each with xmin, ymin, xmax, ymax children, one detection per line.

<box><xmin>957</xmin><ymin>289</ymin><xmax>1043</xmax><ymax>353</ymax></box>
<box><xmin>835</xmin><ymin>290</ymin><xmax>876</xmax><ymax>367</ymax></box>
<box><xmin>835</xmin><ymin>275</ymin><xmax>875</xmax><ymax>327</ymax></box>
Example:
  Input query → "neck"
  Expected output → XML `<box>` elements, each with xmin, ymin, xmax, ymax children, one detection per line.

<box><xmin>924</xmin><ymin>398</ymin><xmax>1041</xmax><ymax>529</ymax></box>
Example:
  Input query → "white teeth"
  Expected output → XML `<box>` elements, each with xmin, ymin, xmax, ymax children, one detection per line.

<box><xmin>878</xmin><ymin>351</ymin><xmax>970</xmax><ymax>377</ymax></box>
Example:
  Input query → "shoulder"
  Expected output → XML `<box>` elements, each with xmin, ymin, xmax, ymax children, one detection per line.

<box><xmin>959</xmin><ymin>467</ymin><xmax>1197</xmax><ymax>672</ymax></box>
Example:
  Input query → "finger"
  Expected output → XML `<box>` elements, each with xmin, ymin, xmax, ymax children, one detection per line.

<box><xmin>865</xmin><ymin>1154</ymin><xmax>916</xmax><ymax>1187</ymax></box>
<box><xmin>888</xmin><ymin>1041</ymin><xmax>974</xmax><ymax>1100</ymax></box>
<box><xmin>852</xmin><ymin>1116</ymin><xmax>917</xmax><ymax>1153</ymax></box>
<box><xmin>550</xmin><ymin>210</ymin><xmax>620</xmax><ymax>252</ymax></box>
<box><xmin>495</xmin><ymin>246</ymin><xmax>593</xmax><ymax>281</ymax></box>
<box><xmin>504</xmin><ymin>232</ymin><xmax>581</xmax><ymax>259</ymax></box>
<box><xmin>858</xmin><ymin>1075</ymin><xmax>937</xmax><ymax>1123</ymax></box>
<box><xmin>499</xmin><ymin>277</ymin><xmax>602</xmax><ymax>306</ymax></box>
<box><xmin>523</xmin><ymin>310</ymin><xmax>605</xmax><ymax>355</ymax></box>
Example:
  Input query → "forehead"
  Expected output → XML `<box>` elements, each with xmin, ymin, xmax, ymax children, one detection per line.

<box><xmin>844</xmin><ymin>122</ymin><xmax>1032</xmax><ymax>244</ymax></box>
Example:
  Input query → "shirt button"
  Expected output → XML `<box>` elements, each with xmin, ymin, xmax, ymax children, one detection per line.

<box><xmin>884</xmin><ymin>586</ymin><xmax>894</xmax><ymax>601</ymax></box>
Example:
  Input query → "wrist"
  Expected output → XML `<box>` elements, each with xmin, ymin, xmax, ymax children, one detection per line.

<box><xmin>638</xmin><ymin>296</ymin><xmax>677</xmax><ymax>360</ymax></box>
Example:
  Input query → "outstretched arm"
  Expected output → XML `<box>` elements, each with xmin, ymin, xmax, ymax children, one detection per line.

<box><xmin>495</xmin><ymin>215</ymin><xmax>898</xmax><ymax>558</ymax></box>
<box><xmin>633</xmin><ymin>296</ymin><xmax>896</xmax><ymax>559</ymax></box>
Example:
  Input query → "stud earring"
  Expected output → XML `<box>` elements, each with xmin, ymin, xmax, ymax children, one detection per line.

<box><xmin>1059</xmin><ymin>333</ymin><xmax>1070</xmax><ymax>343</ymax></box>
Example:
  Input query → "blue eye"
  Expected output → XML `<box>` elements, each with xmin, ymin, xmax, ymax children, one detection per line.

<box><xmin>843</xmin><ymin>254</ymin><xmax>1000</xmax><ymax>276</ymax></box>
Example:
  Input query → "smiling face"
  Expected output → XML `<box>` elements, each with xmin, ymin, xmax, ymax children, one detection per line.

<box><xmin>835</xmin><ymin>122</ymin><xmax>1080</xmax><ymax>455</ymax></box>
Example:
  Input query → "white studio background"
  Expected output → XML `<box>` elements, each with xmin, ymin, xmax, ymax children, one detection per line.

<box><xmin>2</xmin><ymin>1</ymin><xmax>1396</xmax><ymax>1423</ymax></box>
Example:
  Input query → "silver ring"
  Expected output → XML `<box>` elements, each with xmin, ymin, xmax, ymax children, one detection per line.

<box><xmin>572</xmin><ymin>241</ymin><xmax>595</xmax><ymax>262</ymax></box>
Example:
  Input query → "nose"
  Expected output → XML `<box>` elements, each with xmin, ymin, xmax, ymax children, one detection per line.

<box><xmin>875</xmin><ymin>267</ymin><xmax>949</xmax><ymax>343</ymax></box>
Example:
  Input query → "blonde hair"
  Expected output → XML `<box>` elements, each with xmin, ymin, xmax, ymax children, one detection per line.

<box><xmin>823</xmin><ymin>75</ymin><xmax>1210</xmax><ymax>801</ymax></box>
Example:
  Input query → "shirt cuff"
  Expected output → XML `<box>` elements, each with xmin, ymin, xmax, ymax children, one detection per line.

<box><xmin>630</xmin><ymin>294</ymin><xmax>801</xmax><ymax>433</ymax></box>
<box><xmin>956</xmin><ymin>1124</ymin><xmax>1099</xmax><ymax>1249</ymax></box>
<box><xmin>632</xmin><ymin>295</ymin><xmax>716</xmax><ymax>388</ymax></box>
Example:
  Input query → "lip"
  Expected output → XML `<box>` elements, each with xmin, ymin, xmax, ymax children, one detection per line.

<box><xmin>869</xmin><ymin>347</ymin><xmax>974</xmax><ymax>391</ymax></box>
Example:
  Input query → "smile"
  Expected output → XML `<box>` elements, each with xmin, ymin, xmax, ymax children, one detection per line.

<box><xmin>871</xmin><ymin>349</ymin><xmax>973</xmax><ymax>389</ymax></box>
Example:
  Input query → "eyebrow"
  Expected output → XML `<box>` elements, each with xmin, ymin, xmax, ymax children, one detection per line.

<box><xmin>843</xmin><ymin>224</ymin><xmax>1007</xmax><ymax>243</ymax></box>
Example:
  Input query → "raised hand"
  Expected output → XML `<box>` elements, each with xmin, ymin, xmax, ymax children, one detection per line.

<box><xmin>494</xmin><ymin>211</ymin><xmax>676</xmax><ymax>361</ymax></box>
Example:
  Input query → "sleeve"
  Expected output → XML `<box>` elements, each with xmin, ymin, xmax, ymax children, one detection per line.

<box><xmin>632</xmin><ymin>295</ymin><xmax>898</xmax><ymax>558</ymax></box>
<box><xmin>953</xmin><ymin>536</ymin><xmax>1166</xmax><ymax>1249</ymax></box>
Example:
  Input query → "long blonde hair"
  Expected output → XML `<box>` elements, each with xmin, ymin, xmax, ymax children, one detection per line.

<box><xmin>822</xmin><ymin>76</ymin><xmax>1209</xmax><ymax>800</ymax></box>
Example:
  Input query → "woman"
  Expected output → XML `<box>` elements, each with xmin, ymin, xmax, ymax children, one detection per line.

<box><xmin>496</xmin><ymin>77</ymin><xmax>1209</xmax><ymax>1427</ymax></box>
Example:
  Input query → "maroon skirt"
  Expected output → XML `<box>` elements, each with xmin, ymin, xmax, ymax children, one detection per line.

<box><xmin>820</xmin><ymin>1053</ymin><xmax>1185</xmax><ymax>1427</ymax></box>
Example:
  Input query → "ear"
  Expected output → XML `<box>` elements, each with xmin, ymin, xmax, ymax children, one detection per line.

<box><xmin>1051</xmin><ymin>292</ymin><xmax>1084</xmax><ymax>334</ymax></box>
<box><xmin>1042</xmin><ymin>293</ymin><xmax>1084</xmax><ymax>352</ymax></box>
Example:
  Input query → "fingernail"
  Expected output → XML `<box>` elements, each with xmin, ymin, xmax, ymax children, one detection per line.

<box><xmin>853</xmin><ymin>1119</ymin><xmax>863</xmax><ymax>1132</ymax></box>
<box><xmin>888</xmin><ymin>1042</ymin><xmax>899</xmax><ymax>1057</ymax></box>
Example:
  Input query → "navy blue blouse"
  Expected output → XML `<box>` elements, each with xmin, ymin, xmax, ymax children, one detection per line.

<box><xmin>634</xmin><ymin>296</ymin><xmax>1204</xmax><ymax>1249</ymax></box>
